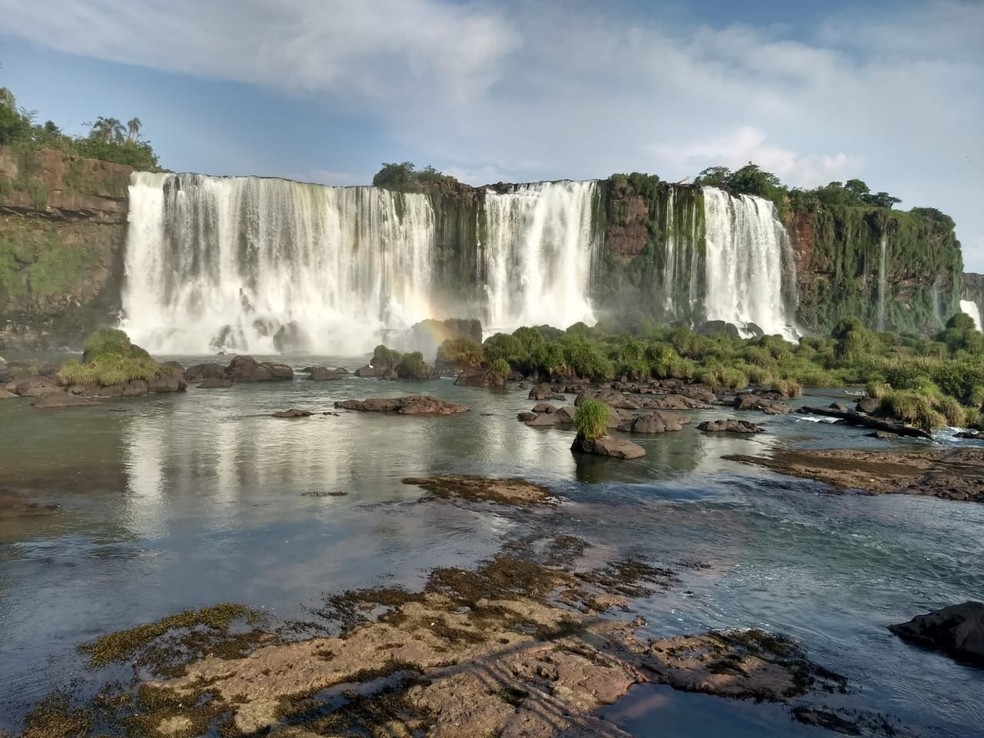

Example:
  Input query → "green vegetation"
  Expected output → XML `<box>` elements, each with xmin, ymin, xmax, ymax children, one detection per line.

<box><xmin>574</xmin><ymin>398</ymin><xmax>610</xmax><ymax>440</ymax></box>
<box><xmin>58</xmin><ymin>329</ymin><xmax>170</xmax><ymax>387</ymax></box>
<box><xmin>1</xmin><ymin>86</ymin><xmax>162</xmax><ymax>170</ymax></box>
<box><xmin>372</xmin><ymin>161</ymin><xmax>459</xmax><ymax>193</ymax></box>
<box><xmin>396</xmin><ymin>350</ymin><xmax>430</xmax><ymax>379</ymax></box>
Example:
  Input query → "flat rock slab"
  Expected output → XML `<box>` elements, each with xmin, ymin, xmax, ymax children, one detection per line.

<box><xmin>889</xmin><ymin>601</ymin><xmax>984</xmax><ymax>666</ymax></box>
<box><xmin>272</xmin><ymin>408</ymin><xmax>313</xmax><ymax>418</ymax></box>
<box><xmin>726</xmin><ymin>447</ymin><xmax>984</xmax><ymax>502</ymax></box>
<box><xmin>335</xmin><ymin>395</ymin><xmax>469</xmax><ymax>415</ymax></box>
<box><xmin>571</xmin><ymin>433</ymin><xmax>645</xmax><ymax>459</ymax></box>
<box><xmin>698</xmin><ymin>418</ymin><xmax>764</xmax><ymax>433</ymax></box>
<box><xmin>734</xmin><ymin>394</ymin><xmax>792</xmax><ymax>415</ymax></box>
<box><xmin>617</xmin><ymin>411</ymin><xmax>686</xmax><ymax>434</ymax></box>
<box><xmin>404</xmin><ymin>475</ymin><xmax>554</xmax><ymax>505</ymax></box>
<box><xmin>0</xmin><ymin>389</ymin><xmax>17</xmax><ymax>400</ymax></box>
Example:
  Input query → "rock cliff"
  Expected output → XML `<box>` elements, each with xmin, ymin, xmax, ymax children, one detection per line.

<box><xmin>0</xmin><ymin>146</ymin><xmax>130</xmax><ymax>350</ymax></box>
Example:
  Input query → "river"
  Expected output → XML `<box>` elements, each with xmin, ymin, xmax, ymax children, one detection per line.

<box><xmin>1</xmin><ymin>361</ymin><xmax>982</xmax><ymax>736</ymax></box>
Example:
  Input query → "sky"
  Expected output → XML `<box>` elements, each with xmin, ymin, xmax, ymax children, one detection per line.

<box><xmin>1</xmin><ymin>0</ymin><xmax>982</xmax><ymax>270</ymax></box>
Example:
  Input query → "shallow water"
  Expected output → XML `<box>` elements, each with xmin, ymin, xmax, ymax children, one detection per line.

<box><xmin>1</xmin><ymin>364</ymin><xmax>982</xmax><ymax>735</ymax></box>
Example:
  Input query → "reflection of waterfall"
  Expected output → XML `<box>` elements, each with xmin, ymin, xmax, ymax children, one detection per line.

<box><xmin>877</xmin><ymin>234</ymin><xmax>888</xmax><ymax>331</ymax></box>
<box><xmin>960</xmin><ymin>300</ymin><xmax>983</xmax><ymax>332</ymax></box>
<box><xmin>121</xmin><ymin>416</ymin><xmax>168</xmax><ymax>539</ymax></box>
<box><xmin>482</xmin><ymin>182</ymin><xmax>599</xmax><ymax>334</ymax></box>
<box><xmin>122</xmin><ymin>173</ymin><xmax>437</xmax><ymax>356</ymax></box>
<box><xmin>702</xmin><ymin>188</ymin><xmax>797</xmax><ymax>338</ymax></box>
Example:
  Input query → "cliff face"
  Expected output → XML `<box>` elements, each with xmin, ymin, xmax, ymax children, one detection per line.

<box><xmin>965</xmin><ymin>273</ymin><xmax>984</xmax><ymax>319</ymax></box>
<box><xmin>787</xmin><ymin>204</ymin><xmax>963</xmax><ymax>335</ymax></box>
<box><xmin>0</xmin><ymin>146</ymin><xmax>130</xmax><ymax>350</ymax></box>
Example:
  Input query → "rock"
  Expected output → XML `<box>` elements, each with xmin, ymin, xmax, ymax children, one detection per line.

<box><xmin>531</xmin><ymin>403</ymin><xmax>556</xmax><ymax>414</ymax></box>
<box><xmin>185</xmin><ymin>363</ymin><xmax>226</xmax><ymax>382</ymax></box>
<box><xmin>698</xmin><ymin>419</ymin><xmax>764</xmax><ymax>433</ymax></box>
<box><xmin>199</xmin><ymin>378</ymin><xmax>233</xmax><ymax>389</ymax></box>
<box><xmin>221</xmin><ymin>356</ymin><xmax>294</xmax><ymax>382</ymax></box>
<box><xmin>33</xmin><ymin>391</ymin><xmax>98</xmax><ymax>409</ymax></box>
<box><xmin>618</xmin><ymin>411</ymin><xmax>686</xmax><ymax>434</ymax></box>
<box><xmin>307</xmin><ymin>367</ymin><xmax>339</xmax><ymax>381</ymax></box>
<box><xmin>955</xmin><ymin>430</ymin><xmax>982</xmax><ymax>439</ymax></box>
<box><xmin>381</xmin><ymin>368</ymin><xmax>399</xmax><ymax>381</ymax></box>
<box><xmin>829</xmin><ymin>401</ymin><xmax>851</xmax><ymax>413</ymax></box>
<box><xmin>517</xmin><ymin>412</ymin><xmax>537</xmax><ymax>422</ymax></box>
<box><xmin>888</xmin><ymin>601</ymin><xmax>984</xmax><ymax>666</ymax></box>
<box><xmin>404</xmin><ymin>475</ymin><xmax>554</xmax><ymax>506</ymax></box>
<box><xmin>334</xmin><ymin>395</ymin><xmax>469</xmax><ymax>415</ymax></box>
<box><xmin>571</xmin><ymin>433</ymin><xmax>646</xmax><ymax>459</ymax></box>
<box><xmin>272</xmin><ymin>408</ymin><xmax>313</xmax><ymax>418</ymax></box>
<box><xmin>334</xmin><ymin>367</ymin><xmax>350</xmax><ymax>375</ymax></box>
<box><xmin>869</xmin><ymin>430</ymin><xmax>900</xmax><ymax>440</ymax></box>
<box><xmin>0</xmin><ymin>388</ymin><xmax>16</xmax><ymax>400</ymax></box>
<box><xmin>529</xmin><ymin>383</ymin><xmax>554</xmax><ymax>401</ymax></box>
<box><xmin>148</xmin><ymin>373</ymin><xmax>187</xmax><ymax>393</ymax></box>
<box><xmin>734</xmin><ymin>393</ymin><xmax>792</xmax><ymax>415</ymax></box>
<box><xmin>555</xmin><ymin>406</ymin><xmax>577</xmax><ymax>423</ymax></box>
<box><xmin>122</xmin><ymin>380</ymin><xmax>149</xmax><ymax>397</ymax></box>
<box><xmin>161</xmin><ymin>361</ymin><xmax>186</xmax><ymax>375</ymax></box>
<box><xmin>454</xmin><ymin>370</ymin><xmax>500</xmax><ymax>387</ymax></box>
<box><xmin>8</xmin><ymin>375</ymin><xmax>62</xmax><ymax>398</ymax></box>
<box><xmin>857</xmin><ymin>397</ymin><xmax>881</xmax><ymax>414</ymax></box>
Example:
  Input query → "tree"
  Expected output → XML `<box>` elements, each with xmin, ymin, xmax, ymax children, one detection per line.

<box><xmin>693</xmin><ymin>166</ymin><xmax>731</xmax><ymax>188</ymax></box>
<box><xmin>125</xmin><ymin>117</ymin><xmax>142</xmax><ymax>143</ymax></box>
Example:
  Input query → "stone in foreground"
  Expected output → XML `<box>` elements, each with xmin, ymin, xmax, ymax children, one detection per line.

<box><xmin>335</xmin><ymin>395</ymin><xmax>468</xmax><ymax>415</ymax></box>
<box><xmin>571</xmin><ymin>432</ymin><xmax>645</xmax><ymax>459</ymax></box>
<box><xmin>272</xmin><ymin>408</ymin><xmax>313</xmax><ymax>418</ymax></box>
<box><xmin>888</xmin><ymin>601</ymin><xmax>984</xmax><ymax>666</ymax></box>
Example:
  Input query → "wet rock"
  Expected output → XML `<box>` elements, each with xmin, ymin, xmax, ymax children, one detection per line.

<box><xmin>225</xmin><ymin>355</ymin><xmax>293</xmax><ymax>382</ymax></box>
<box><xmin>734</xmin><ymin>393</ymin><xmax>792</xmax><ymax>415</ymax></box>
<box><xmin>199</xmin><ymin>378</ymin><xmax>233</xmax><ymax>389</ymax></box>
<box><xmin>532</xmin><ymin>403</ymin><xmax>556</xmax><ymax>414</ymax></box>
<box><xmin>307</xmin><ymin>367</ymin><xmax>339</xmax><ymax>381</ymax></box>
<box><xmin>528</xmin><ymin>384</ymin><xmax>554</xmax><ymax>401</ymax></box>
<box><xmin>454</xmin><ymin>370</ymin><xmax>501</xmax><ymax>387</ymax></box>
<box><xmin>7</xmin><ymin>375</ymin><xmax>62</xmax><ymax>398</ymax></box>
<box><xmin>335</xmin><ymin>395</ymin><xmax>469</xmax><ymax>415</ymax></box>
<box><xmin>355</xmin><ymin>364</ymin><xmax>382</xmax><ymax>378</ymax></box>
<box><xmin>517</xmin><ymin>412</ymin><xmax>537</xmax><ymax>422</ymax></box>
<box><xmin>382</xmin><ymin>368</ymin><xmax>399</xmax><ymax>381</ymax></box>
<box><xmin>889</xmin><ymin>601</ymin><xmax>984</xmax><ymax>666</ymax></box>
<box><xmin>829</xmin><ymin>401</ymin><xmax>851</xmax><ymax>413</ymax></box>
<box><xmin>185</xmin><ymin>363</ymin><xmax>226</xmax><ymax>382</ymax></box>
<box><xmin>0</xmin><ymin>388</ymin><xmax>19</xmax><ymax>400</ymax></box>
<box><xmin>148</xmin><ymin>373</ymin><xmax>186</xmax><ymax>393</ymax></box>
<box><xmin>698</xmin><ymin>419</ymin><xmax>764</xmax><ymax>433</ymax></box>
<box><xmin>857</xmin><ymin>397</ymin><xmax>881</xmax><ymax>414</ymax></box>
<box><xmin>33</xmin><ymin>391</ymin><xmax>98</xmax><ymax>409</ymax></box>
<box><xmin>955</xmin><ymin>430</ymin><xmax>983</xmax><ymax>439</ymax></box>
<box><xmin>404</xmin><ymin>475</ymin><xmax>554</xmax><ymax>506</ymax></box>
<box><xmin>571</xmin><ymin>433</ymin><xmax>646</xmax><ymax>459</ymax></box>
<box><xmin>617</xmin><ymin>411</ymin><xmax>686</xmax><ymax>434</ymax></box>
<box><xmin>272</xmin><ymin>408</ymin><xmax>313</xmax><ymax>418</ymax></box>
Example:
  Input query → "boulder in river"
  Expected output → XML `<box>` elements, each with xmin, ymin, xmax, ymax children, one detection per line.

<box><xmin>33</xmin><ymin>391</ymin><xmax>98</xmax><ymax>409</ymax></box>
<box><xmin>272</xmin><ymin>408</ymin><xmax>313</xmax><ymax>418</ymax></box>
<box><xmin>734</xmin><ymin>393</ymin><xmax>792</xmax><ymax>415</ymax></box>
<box><xmin>888</xmin><ymin>601</ymin><xmax>984</xmax><ymax>666</ymax></box>
<box><xmin>307</xmin><ymin>367</ymin><xmax>340</xmax><ymax>381</ymax></box>
<box><xmin>617</xmin><ymin>411</ymin><xmax>686</xmax><ymax>434</ymax></box>
<box><xmin>335</xmin><ymin>395</ymin><xmax>469</xmax><ymax>415</ymax></box>
<box><xmin>199</xmin><ymin>378</ymin><xmax>233</xmax><ymax>389</ymax></box>
<box><xmin>698</xmin><ymin>419</ymin><xmax>764</xmax><ymax>434</ymax></box>
<box><xmin>571</xmin><ymin>432</ymin><xmax>646</xmax><ymax>459</ymax></box>
<box><xmin>225</xmin><ymin>355</ymin><xmax>293</xmax><ymax>382</ymax></box>
<box><xmin>185</xmin><ymin>363</ymin><xmax>226</xmax><ymax>382</ymax></box>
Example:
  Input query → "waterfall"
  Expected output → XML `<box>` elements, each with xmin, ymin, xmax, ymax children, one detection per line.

<box><xmin>481</xmin><ymin>181</ymin><xmax>599</xmax><ymax>334</ymax></box>
<box><xmin>877</xmin><ymin>234</ymin><xmax>888</xmax><ymax>331</ymax></box>
<box><xmin>122</xmin><ymin>172</ymin><xmax>437</xmax><ymax>355</ymax></box>
<box><xmin>960</xmin><ymin>300</ymin><xmax>983</xmax><ymax>332</ymax></box>
<box><xmin>701</xmin><ymin>187</ymin><xmax>797</xmax><ymax>338</ymax></box>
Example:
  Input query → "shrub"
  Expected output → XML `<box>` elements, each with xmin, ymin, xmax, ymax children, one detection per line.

<box><xmin>574</xmin><ymin>399</ymin><xmax>609</xmax><ymax>440</ymax></box>
<box><xmin>371</xmin><ymin>344</ymin><xmax>402</xmax><ymax>370</ymax></box>
<box><xmin>60</xmin><ymin>353</ymin><xmax>160</xmax><ymax>387</ymax></box>
<box><xmin>436</xmin><ymin>337</ymin><xmax>483</xmax><ymax>369</ymax></box>
<box><xmin>772</xmin><ymin>378</ymin><xmax>803</xmax><ymax>398</ymax></box>
<box><xmin>490</xmin><ymin>357</ymin><xmax>510</xmax><ymax>379</ymax></box>
<box><xmin>82</xmin><ymin>328</ymin><xmax>150</xmax><ymax>361</ymax></box>
<box><xmin>878</xmin><ymin>390</ymin><xmax>946</xmax><ymax>432</ymax></box>
<box><xmin>395</xmin><ymin>351</ymin><xmax>430</xmax><ymax>380</ymax></box>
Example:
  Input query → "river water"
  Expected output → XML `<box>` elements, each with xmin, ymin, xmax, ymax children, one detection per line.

<box><xmin>1</xmin><ymin>363</ymin><xmax>982</xmax><ymax>736</ymax></box>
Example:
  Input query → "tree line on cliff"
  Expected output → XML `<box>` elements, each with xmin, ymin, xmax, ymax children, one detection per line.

<box><xmin>0</xmin><ymin>86</ymin><xmax>162</xmax><ymax>171</ymax></box>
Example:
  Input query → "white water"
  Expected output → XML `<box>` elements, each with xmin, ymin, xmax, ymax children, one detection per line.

<box><xmin>123</xmin><ymin>174</ymin><xmax>602</xmax><ymax>355</ymax></box>
<box><xmin>481</xmin><ymin>181</ymin><xmax>598</xmax><ymax>334</ymax></box>
<box><xmin>123</xmin><ymin>172</ymin><xmax>438</xmax><ymax>355</ymax></box>
<box><xmin>960</xmin><ymin>299</ymin><xmax>983</xmax><ymax>332</ymax></box>
<box><xmin>877</xmin><ymin>234</ymin><xmax>888</xmax><ymax>331</ymax></box>
<box><xmin>702</xmin><ymin>187</ymin><xmax>797</xmax><ymax>338</ymax></box>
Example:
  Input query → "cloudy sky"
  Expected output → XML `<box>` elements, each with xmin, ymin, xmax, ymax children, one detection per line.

<box><xmin>2</xmin><ymin>0</ymin><xmax>982</xmax><ymax>269</ymax></box>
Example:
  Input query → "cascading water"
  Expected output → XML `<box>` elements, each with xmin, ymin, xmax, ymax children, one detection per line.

<box><xmin>702</xmin><ymin>187</ymin><xmax>798</xmax><ymax>338</ymax></box>
<box><xmin>122</xmin><ymin>172</ymin><xmax>437</xmax><ymax>355</ymax></box>
<box><xmin>960</xmin><ymin>300</ymin><xmax>983</xmax><ymax>332</ymax></box>
<box><xmin>481</xmin><ymin>182</ymin><xmax>598</xmax><ymax>334</ymax></box>
<box><xmin>877</xmin><ymin>234</ymin><xmax>888</xmax><ymax>331</ymax></box>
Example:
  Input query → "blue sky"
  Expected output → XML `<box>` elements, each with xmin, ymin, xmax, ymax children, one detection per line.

<box><xmin>1</xmin><ymin>0</ymin><xmax>982</xmax><ymax>269</ymax></box>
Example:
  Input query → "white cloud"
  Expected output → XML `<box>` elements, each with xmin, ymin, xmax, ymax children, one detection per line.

<box><xmin>1</xmin><ymin>0</ymin><xmax>981</xmax><ymax>269</ymax></box>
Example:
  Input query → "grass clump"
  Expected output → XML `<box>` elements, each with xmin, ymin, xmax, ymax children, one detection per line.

<box><xmin>574</xmin><ymin>398</ymin><xmax>609</xmax><ymax>440</ymax></box>
<box><xmin>59</xmin><ymin>328</ymin><xmax>163</xmax><ymax>387</ymax></box>
<box><xmin>772</xmin><ymin>378</ymin><xmax>803</xmax><ymax>398</ymax></box>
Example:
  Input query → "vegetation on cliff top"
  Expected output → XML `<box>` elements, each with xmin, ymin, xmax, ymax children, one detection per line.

<box><xmin>1</xmin><ymin>86</ymin><xmax>162</xmax><ymax>170</ymax></box>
